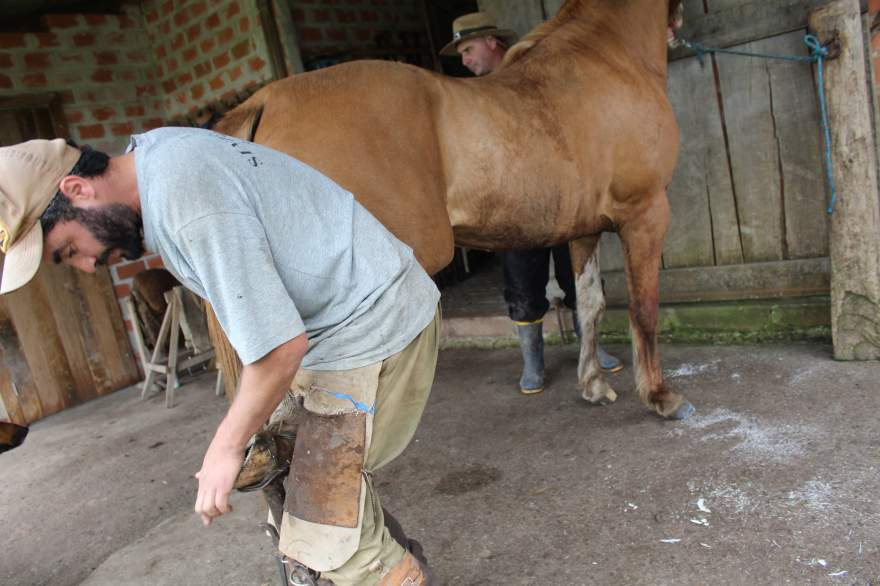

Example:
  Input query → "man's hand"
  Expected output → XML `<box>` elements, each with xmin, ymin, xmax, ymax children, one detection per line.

<box><xmin>194</xmin><ymin>441</ymin><xmax>245</xmax><ymax>526</ymax></box>
<box><xmin>192</xmin><ymin>333</ymin><xmax>308</xmax><ymax>528</ymax></box>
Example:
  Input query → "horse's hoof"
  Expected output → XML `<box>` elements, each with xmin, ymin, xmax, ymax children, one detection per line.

<box><xmin>671</xmin><ymin>400</ymin><xmax>695</xmax><ymax>420</ymax></box>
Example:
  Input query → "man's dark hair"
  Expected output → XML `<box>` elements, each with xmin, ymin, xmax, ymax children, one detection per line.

<box><xmin>40</xmin><ymin>143</ymin><xmax>110</xmax><ymax>235</ymax></box>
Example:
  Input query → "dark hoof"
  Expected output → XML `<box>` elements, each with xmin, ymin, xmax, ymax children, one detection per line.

<box><xmin>671</xmin><ymin>400</ymin><xmax>695</xmax><ymax>420</ymax></box>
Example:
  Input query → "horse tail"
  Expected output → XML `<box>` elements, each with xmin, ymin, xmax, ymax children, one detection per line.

<box><xmin>213</xmin><ymin>89</ymin><xmax>268</xmax><ymax>142</ymax></box>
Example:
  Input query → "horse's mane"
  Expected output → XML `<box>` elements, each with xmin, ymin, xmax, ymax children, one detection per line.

<box><xmin>501</xmin><ymin>0</ymin><xmax>584</xmax><ymax>67</ymax></box>
<box><xmin>500</xmin><ymin>0</ymin><xmax>683</xmax><ymax>67</ymax></box>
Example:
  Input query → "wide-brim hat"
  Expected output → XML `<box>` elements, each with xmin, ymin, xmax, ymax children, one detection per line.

<box><xmin>439</xmin><ymin>12</ymin><xmax>518</xmax><ymax>57</ymax></box>
<box><xmin>0</xmin><ymin>139</ymin><xmax>80</xmax><ymax>294</ymax></box>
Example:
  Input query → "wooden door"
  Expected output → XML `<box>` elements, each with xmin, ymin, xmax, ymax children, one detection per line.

<box><xmin>0</xmin><ymin>95</ymin><xmax>139</xmax><ymax>425</ymax></box>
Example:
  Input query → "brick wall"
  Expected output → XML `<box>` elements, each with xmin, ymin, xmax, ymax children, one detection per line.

<box><xmin>0</xmin><ymin>6</ymin><xmax>163</xmax><ymax>155</ymax></box>
<box><xmin>142</xmin><ymin>0</ymin><xmax>276</xmax><ymax>122</ymax></box>
<box><xmin>286</xmin><ymin>0</ymin><xmax>426</xmax><ymax>64</ymax></box>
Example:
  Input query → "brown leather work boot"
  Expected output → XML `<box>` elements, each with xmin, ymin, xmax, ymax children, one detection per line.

<box><xmin>376</xmin><ymin>551</ymin><xmax>433</xmax><ymax>585</ymax></box>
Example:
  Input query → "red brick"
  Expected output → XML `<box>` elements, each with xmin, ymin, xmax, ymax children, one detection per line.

<box><xmin>361</xmin><ymin>10</ymin><xmax>379</xmax><ymax>21</ymax></box>
<box><xmin>327</xmin><ymin>28</ymin><xmax>347</xmax><ymax>42</ymax></box>
<box><xmin>36</xmin><ymin>33</ymin><xmax>60</xmax><ymax>48</ymax></box>
<box><xmin>156</xmin><ymin>63</ymin><xmax>165</xmax><ymax>78</ymax></box>
<box><xmin>124</xmin><ymin>318</ymin><xmax>134</xmax><ymax>332</ymax></box>
<box><xmin>209</xmin><ymin>75</ymin><xmax>224</xmax><ymax>90</ymax></box>
<box><xmin>91</xmin><ymin>69</ymin><xmax>114</xmax><ymax>83</ymax></box>
<box><xmin>186</xmin><ymin>23</ymin><xmax>202</xmax><ymax>43</ymax></box>
<box><xmin>142</xmin><ymin>118</ymin><xmax>164</xmax><ymax>131</ymax></box>
<box><xmin>212</xmin><ymin>52</ymin><xmax>230</xmax><ymax>68</ymax></box>
<box><xmin>147</xmin><ymin>255</ymin><xmax>165</xmax><ymax>269</ymax></box>
<box><xmin>200</xmin><ymin>38</ymin><xmax>216</xmax><ymax>53</ymax></box>
<box><xmin>45</xmin><ymin>14</ymin><xmax>80</xmax><ymax>28</ymax></box>
<box><xmin>85</xmin><ymin>14</ymin><xmax>107</xmax><ymax>26</ymax></box>
<box><xmin>115</xmin><ymin>260</ymin><xmax>146</xmax><ymax>280</ymax></box>
<box><xmin>173</xmin><ymin>7</ymin><xmax>191</xmax><ymax>28</ymax></box>
<box><xmin>229</xmin><ymin>64</ymin><xmax>243</xmax><ymax>81</ymax></box>
<box><xmin>111</xmin><ymin>122</ymin><xmax>134</xmax><ymax>137</ymax></box>
<box><xmin>300</xmin><ymin>27</ymin><xmax>322</xmax><ymax>42</ymax></box>
<box><xmin>194</xmin><ymin>61</ymin><xmax>212</xmax><ymax>78</ymax></box>
<box><xmin>355</xmin><ymin>28</ymin><xmax>373</xmax><ymax>42</ymax></box>
<box><xmin>191</xmin><ymin>83</ymin><xmax>205</xmax><ymax>100</ymax></box>
<box><xmin>239</xmin><ymin>16</ymin><xmax>250</xmax><ymax>33</ymax></box>
<box><xmin>187</xmin><ymin>23</ymin><xmax>201</xmax><ymax>43</ymax></box>
<box><xmin>190</xmin><ymin>1</ymin><xmax>207</xmax><ymax>18</ymax></box>
<box><xmin>156</xmin><ymin>45</ymin><xmax>167</xmax><ymax>59</ymax></box>
<box><xmin>231</xmin><ymin>40</ymin><xmax>250</xmax><ymax>60</ymax></box>
<box><xmin>79</xmin><ymin>124</ymin><xmax>106</xmax><ymax>139</ymax></box>
<box><xmin>177</xmin><ymin>72</ymin><xmax>193</xmax><ymax>86</ymax></box>
<box><xmin>126</xmin><ymin>49</ymin><xmax>149</xmax><ymax>63</ymax></box>
<box><xmin>139</xmin><ymin>84</ymin><xmax>157</xmax><ymax>98</ymax></box>
<box><xmin>248</xmin><ymin>56</ymin><xmax>266</xmax><ymax>72</ymax></box>
<box><xmin>162</xmin><ymin>79</ymin><xmax>177</xmax><ymax>93</ymax></box>
<box><xmin>23</xmin><ymin>52</ymin><xmax>49</xmax><ymax>68</ymax></box>
<box><xmin>218</xmin><ymin>27</ymin><xmax>234</xmax><ymax>44</ymax></box>
<box><xmin>291</xmin><ymin>8</ymin><xmax>305</xmax><ymax>22</ymax></box>
<box><xmin>160</xmin><ymin>20</ymin><xmax>171</xmax><ymax>35</ymax></box>
<box><xmin>73</xmin><ymin>33</ymin><xmax>96</xmax><ymax>47</ymax></box>
<box><xmin>0</xmin><ymin>53</ymin><xmax>12</xmax><ymax>68</ymax></box>
<box><xmin>0</xmin><ymin>73</ymin><xmax>11</xmax><ymax>89</ymax></box>
<box><xmin>118</xmin><ymin>15</ymin><xmax>135</xmax><ymax>28</ymax></box>
<box><xmin>146</xmin><ymin>9</ymin><xmax>159</xmax><ymax>23</ymax></box>
<box><xmin>183</xmin><ymin>47</ymin><xmax>198</xmax><ymax>62</ymax></box>
<box><xmin>92</xmin><ymin>106</ymin><xmax>116</xmax><ymax>121</ymax></box>
<box><xmin>64</xmin><ymin>110</ymin><xmax>85</xmax><ymax>124</ymax></box>
<box><xmin>226</xmin><ymin>2</ymin><xmax>241</xmax><ymax>19</ymax></box>
<box><xmin>119</xmin><ymin>70</ymin><xmax>136</xmax><ymax>82</ymax></box>
<box><xmin>94</xmin><ymin>51</ymin><xmax>118</xmax><ymax>65</ymax></box>
<box><xmin>314</xmin><ymin>9</ymin><xmax>331</xmax><ymax>22</ymax></box>
<box><xmin>171</xmin><ymin>33</ymin><xmax>185</xmax><ymax>51</ymax></box>
<box><xmin>106</xmin><ymin>32</ymin><xmax>126</xmax><ymax>45</ymax></box>
<box><xmin>0</xmin><ymin>34</ymin><xmax>27</xmax><ymax>49</ymax></box>
<box><xmin>166</xmin><ymin>57</ymin><xmax>178</xmax><ymax>72</ymax></box>
<box><xmin>125</xmin><ymin>104</ymin><xmax>145</xmax><ymax>117</ymax></box>
<box><xmin>22</xmin><ymin>72</ymin><xmax>48</xmax><ymax>87</ymax></box>
<box><xmin>175</xmin><ymin>92</ymin><xmax>187</xmax><ymax>104</ymax></box>
<box><xmin>337</xmin><ymin>9</ymin><xmax>356</xmax><ymax>23</ymax></box>
<box><xmin>205</xmin><ymin>12</ymin><xmax>221</xmax><ymax>29</ymax></box>
<box><xmin>114</xmin><ymin>283</ymin><xmax>131</xmax><ymax>299</ymax></box>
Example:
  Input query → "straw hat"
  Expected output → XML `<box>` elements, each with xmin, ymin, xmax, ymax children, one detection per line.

<box><xmin>0</xmin><ymin>139</ymin><xmax>80</xmax><ymax>294</ymax></box>
<box><xmin>439</xmin><ymin>12</ymin><xmax>518</xmax><ymax>57</ymax></box>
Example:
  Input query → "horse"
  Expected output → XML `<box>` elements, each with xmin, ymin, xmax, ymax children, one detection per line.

<box><xmin>211</xmin><ymin>0</ymin><xmax>694</xmax><ymax>420</ymax></box>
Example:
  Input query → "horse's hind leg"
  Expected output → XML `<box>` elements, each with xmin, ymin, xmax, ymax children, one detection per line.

<box><xmin>619</xmin><ymin>193</ymin><xmax>694</xmax><ymax>419</ymax></box>
<box><xmin>570</xmin><ymin>236</ymin><xmax>618</xmax><ymax>405</ymax></box>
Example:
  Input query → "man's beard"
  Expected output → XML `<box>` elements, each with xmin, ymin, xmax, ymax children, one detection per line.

<box><xmin>75</xmin><ymin>204</ymin><xmax>145</xmax><ymax>266</ymax></box>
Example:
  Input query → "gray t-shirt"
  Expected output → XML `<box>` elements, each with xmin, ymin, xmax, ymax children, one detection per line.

<box><xmin>129</xmin><ymin>127</ymin><xmax>439</xmax><ymax>369</ymax></box>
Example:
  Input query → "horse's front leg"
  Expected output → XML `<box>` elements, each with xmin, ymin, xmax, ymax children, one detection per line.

<box><xmin>570</xmin><ymin>236</ymin><xmax>618</xmax><ymax>405</ymax></box>
<box><xmin>619</xmin><ymin>192</ymin><xmax>694</xmax><ymax>420</ymax></box>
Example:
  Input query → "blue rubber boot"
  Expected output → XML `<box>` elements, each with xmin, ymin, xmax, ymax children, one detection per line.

<box><xmin>514</xmin><ymin>322</ymin><xmax>545</xmax><ymax>395</ymax></box>
<box><xmin>573</xmin><ymin>313</ymin><xmax>623</xmax><ymax>373</ymax></box>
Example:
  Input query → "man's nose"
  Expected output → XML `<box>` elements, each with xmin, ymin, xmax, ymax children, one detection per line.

<box><xmin>72</xmin><ymin>256</ymin><xmax>98</xmax><ymax>273</ymax></box>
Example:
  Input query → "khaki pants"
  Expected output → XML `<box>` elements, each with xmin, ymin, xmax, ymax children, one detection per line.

<box><xmin>277</xmin><ymin>307</ymin><xmax>440</xmax><ymax>585</ymax></box>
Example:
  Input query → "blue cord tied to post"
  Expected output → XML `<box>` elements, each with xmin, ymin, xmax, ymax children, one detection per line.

<box><xmin>681</xmin><ymin>35</ymin><xmax>838</xmax><ymax>214</ymax></box>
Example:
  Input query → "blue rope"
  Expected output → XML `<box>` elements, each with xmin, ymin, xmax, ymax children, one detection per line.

<box><xmin>682</xmin><ymin>35</ymin><xmax>838</xmax><ymax>214</ymax></box>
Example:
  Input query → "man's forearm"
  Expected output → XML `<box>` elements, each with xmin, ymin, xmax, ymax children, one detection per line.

<box><xmin>213</xmin><ymin>334</ymin><xmax>307</xmax><ymax>451</ymax></box>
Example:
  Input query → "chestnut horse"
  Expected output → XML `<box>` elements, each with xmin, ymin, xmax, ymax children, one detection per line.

<box><xmin>212</xmin><ymin>0</ymin><xmax>694</xmax><ymax>419</ymax></box>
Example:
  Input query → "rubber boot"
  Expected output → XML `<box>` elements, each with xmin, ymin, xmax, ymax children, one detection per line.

<box><xmin>572</xmin><ymin>313</ymin><xmax>623</xmax><ymax>373</ymax></box>
<box><xmin>514</xmin><ymin>322</ymin><xmax>545</xmax><ymax>395</ymax></box>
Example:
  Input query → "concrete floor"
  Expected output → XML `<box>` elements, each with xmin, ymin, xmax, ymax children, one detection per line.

<box><xmin>2</xmin><ymin>342</ymin><xmax>879</xmax><ymax>585</ymax></box>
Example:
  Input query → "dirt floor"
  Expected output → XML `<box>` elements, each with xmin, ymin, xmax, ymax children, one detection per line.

<box><xmin>2</xmin><ymin>342</ymin><xmax>878</xmax><ymax>586</ymax></box>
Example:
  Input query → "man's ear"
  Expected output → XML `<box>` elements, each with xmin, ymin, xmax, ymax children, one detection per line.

<box><xmin>58</xmin><ymin>175</ymin><xmax>95</xmax><ymax>202</ymax></box>
<box><xmin>485</xmin><ymin>36</ymin><xmax>499</xmax><ymax>51</ymax></box>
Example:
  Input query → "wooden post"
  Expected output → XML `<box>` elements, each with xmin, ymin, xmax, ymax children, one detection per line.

<box><xmin>810</xmin><ymin>0</ymin><xmax>880</xmax><ymax>360</ymax></box>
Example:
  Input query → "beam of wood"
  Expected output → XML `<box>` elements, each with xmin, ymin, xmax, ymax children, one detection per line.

<box><xmin>809</xmin><ymin>0</ymin><xmax>880</xmax><ymax>360</ymax></box>
<box><xmin>669</xmin><ymin>0</ymin><xmax>868</xmax><ymax>61</ymax></box>
<box><xmin>603</xmin><ymin>257</ymin><xmax>830</xmax><ymax>306</ymax></box>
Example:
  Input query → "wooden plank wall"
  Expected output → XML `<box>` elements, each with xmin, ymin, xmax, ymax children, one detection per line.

<box><xmin>480</xmin><ymin>0</ymin><xmax>834</xmax><ymax>298</ymax></box>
